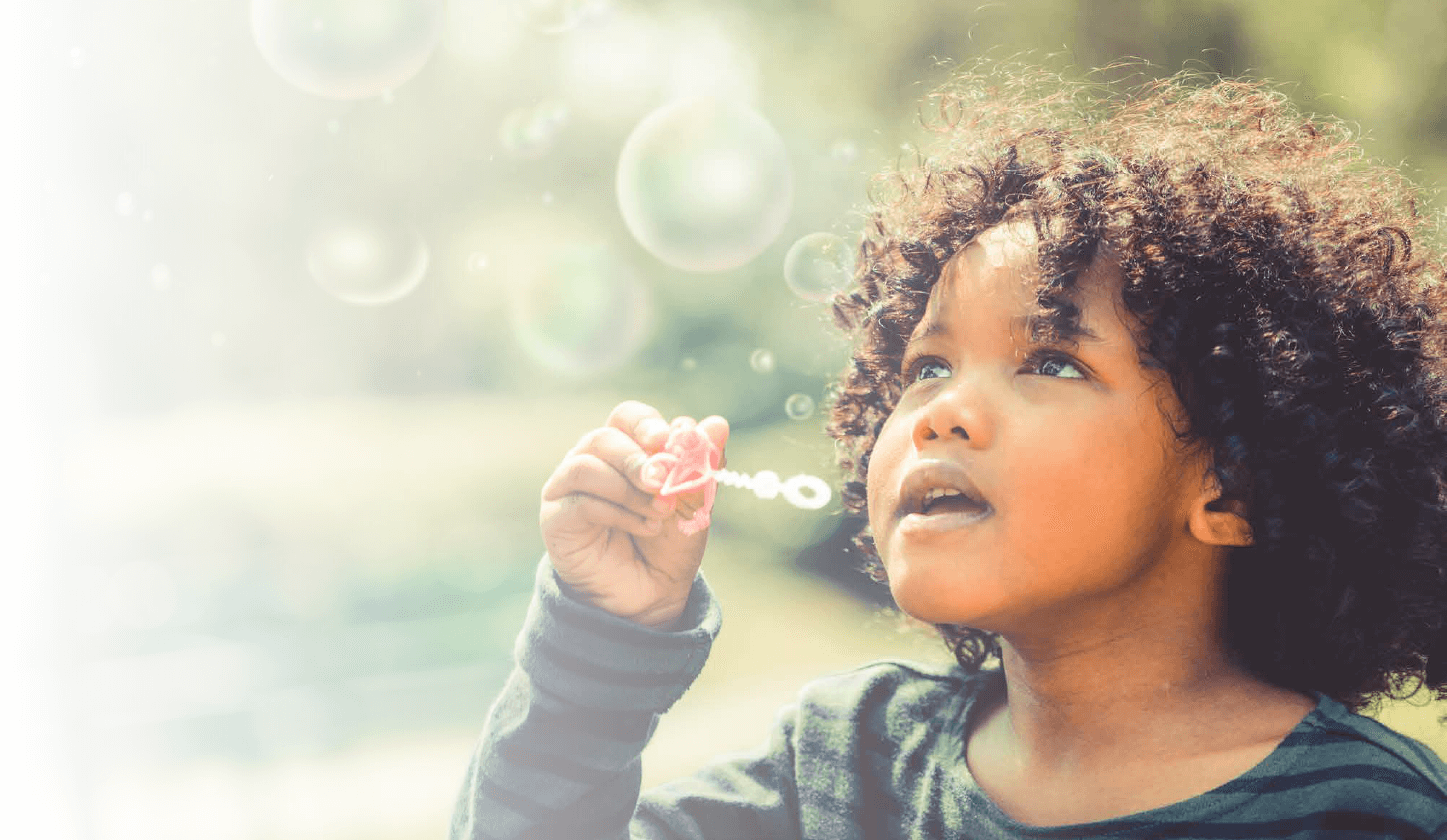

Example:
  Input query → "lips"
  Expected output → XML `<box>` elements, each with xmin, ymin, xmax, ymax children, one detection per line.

<box><xmin>898</xmin><ymin>460</ymin><xmax>991</xmax><ymax>520</ymax></box>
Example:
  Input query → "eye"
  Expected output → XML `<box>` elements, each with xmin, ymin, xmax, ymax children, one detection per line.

<box><xmin>1023</xmin><ymin>350</ymin><xmax>1087</xmax><ymax>380</ymax></box>
<box><xmin>903</xmin><ymin>355</ymin><xmax>950</xmax><ymax>384</ymax></box>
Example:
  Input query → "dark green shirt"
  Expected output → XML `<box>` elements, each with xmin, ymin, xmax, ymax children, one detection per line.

<box><xmin>451</xmin><ymin>558</ymin><xmax>1447</xmax><ymax>839</ymax></box>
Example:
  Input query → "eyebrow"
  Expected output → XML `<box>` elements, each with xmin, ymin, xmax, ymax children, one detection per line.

<box><xmin>908</xmin><ymin>314</ymin><xmax>1106</xmax><ymax>348</ymax></box>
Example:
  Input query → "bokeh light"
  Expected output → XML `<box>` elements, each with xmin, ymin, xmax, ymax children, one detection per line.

<box><xmin>251</xmin><ymin>0</ymin><xmax>447</xmax><ymax>100</ymax></box>
<box><xmin>784</xmin><ymin>392</ymin><xmax>815</xmax><ymax>420</ymax></box>
<box><xmin>510</xmin><ymin>0</ymin><xmax>609</xmax><ymax>34</ymax></box>
<box><xmin>616</xmin><ymin>96</ymin><xmax>793</xmax><ymax>273</ymax></box>
<box><xmin>829</xmin><ymin>138</ymin><xmax>860</xmax><ymax>163</ymax></box>
<box><xmin>783</xmin><ymin>232</ymin><xmax>855</xmax><ymax>302</ymax></box>
<box><xmin>305</xmin><ymin>213</ymin><xmax>430</xmax><ymax>305</ymax></box>
<box><xmin>508</xmin><ymin>243</ymin><xmax>653</xmax><ymax>375</ymax></box>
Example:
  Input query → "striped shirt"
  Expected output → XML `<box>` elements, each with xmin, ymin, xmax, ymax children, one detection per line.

<box><xmin>451</xmin><ymin>557</ymin><xmax>1447</xmax><ymax>839</ymax></box>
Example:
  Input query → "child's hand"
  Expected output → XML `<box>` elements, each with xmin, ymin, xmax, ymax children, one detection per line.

<box><xmin>539</xmin><ymin>400</ymin><xmax>729</xmax><ymax>629</ymax></box>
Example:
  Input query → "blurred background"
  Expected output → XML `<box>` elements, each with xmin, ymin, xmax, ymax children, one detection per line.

<box><xmin>7</xmin><ymin>0</ymin><xmax>1447</xmax><ymax>837</ymax></box>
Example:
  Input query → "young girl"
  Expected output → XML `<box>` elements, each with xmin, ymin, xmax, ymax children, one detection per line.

<box><xmin>451</xmin><ymin>67</ymin><xmax>1447</xmax><ymax>838</ymax></box>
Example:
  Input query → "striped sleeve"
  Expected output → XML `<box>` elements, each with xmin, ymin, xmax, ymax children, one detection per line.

<box><xmin>449</xmin><ymin>555</ymin><xmax>721</xmax><ymax>840</ymax></box>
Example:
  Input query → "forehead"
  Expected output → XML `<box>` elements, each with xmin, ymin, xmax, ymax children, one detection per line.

<box><xmin>914</xmin><ymin>222</ymin><xmax>1134</xmax><ymax>347</ymax></box>
<box><xmin>917</xmin><ymin>223</ymin><xmax>1049</xmax><ymax>336</ymax></box>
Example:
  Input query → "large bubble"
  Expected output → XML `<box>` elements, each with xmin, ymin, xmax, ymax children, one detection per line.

<box><xmin>616</xmin><ymin>97</ymin><xmax>793</xmax><ymax>273</ymax></box>
<box><xmin>509</xmin><ymin>244</ymin><xmax>653</xmax><ymax>375</ymax></box>
<box><xmin>251</xmin><ymin>0</ymin><xmax>447</xmax><ymax>100</ymax></box>
<box><xmin>305</xmin><ymin>212</ymin><xmax>429</xmax><ymax>305</ymax></box>
<box><xmin>783</xmin><ymin>232</ymin><xmax>854</xmax><ymax>302</ymax></box>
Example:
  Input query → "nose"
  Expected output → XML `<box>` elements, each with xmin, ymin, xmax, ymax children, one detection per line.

<box><xmin>910</xmin><ymin>377</ymin><xmax>992</xmax><ymax>451</ymax></box>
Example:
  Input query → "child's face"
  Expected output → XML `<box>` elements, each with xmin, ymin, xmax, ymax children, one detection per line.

<box><xmin>865</xmin><ymin>223</ymin><xmax>1216</xmax><ymax>635</ymax></box>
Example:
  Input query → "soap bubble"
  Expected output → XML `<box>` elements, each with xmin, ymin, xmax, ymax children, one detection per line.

<box><xmin>511</xmin><ymin>0</ymin><xmax>609</xmax><ymax>33</ymax></box>
<box><xmin>115</xmin><ymin>193</ymin><xmax>135</xmax><ymax>216</ymax></box>
<box><xmin>509</xmin><ymin>244</ymin><xmax>652</xmax><ymax>375</ymax></box>
<box><xmin>680</xmin><ymin>357</ymin><xmax>697</xmax><ymax>371</ymax></box>
<box><xmin>616</xmin><ymin>96</ymin><xmax>793</xmax><ymax>273</ymax></box>
<box><xmin>150</xmin><ymin>264</ymin><xmax>172</xmax><ymax>290</ymax></box>
<box><xmin>785</xmin><ymin>393</ymin><xmax>816</xmax><ymax>420</ymax></box>
<box><xmin>829</xmin><ymin>138</ymin><xmax>860</xmax><ymax>163</ymax></box>
<box><xmin>749</xmin><ymin>348</ymin><xmax>775</xmax><ymax>374</ymax></box>
<box><xmin>305</xmin><ymin>212</ymin><xmax>429</xmax><ymax>305</ymax></box>
<box><xmin>466</xmin><ymin>252</ymin><xmax>489</xmax><ymax>272</ymax></box>
<box><xmin>783</xmin><ymin>232</ymin><xmax>854</xmax><ymax>302</ymax></box>
<box><xmin>498</xmin><ymin>100</ymin><xmax>569</xmax><ymax>158</ymax></box>
<box><xmin>251</xmin><ymin>0</ymin><xmax>446</xmax><ymax>100</ymax></box>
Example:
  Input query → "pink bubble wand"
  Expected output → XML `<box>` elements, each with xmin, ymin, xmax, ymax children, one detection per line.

<box><xmin>642</xmin><ymin>424</ymin><xmax>832</xmax><ymax>535</ymax></box>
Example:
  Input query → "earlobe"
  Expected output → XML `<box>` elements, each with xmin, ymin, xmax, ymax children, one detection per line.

<box><xmin>1190</xmin><ymin>497</ymin><xmax>1254</xmax><ymax>547</ymax></box>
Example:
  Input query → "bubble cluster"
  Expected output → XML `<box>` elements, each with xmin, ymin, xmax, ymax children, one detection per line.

<box><xmin>616</xmin><ymin>97</ymin><xmax>793</xmax><ymax>273</ymax></box>
<box><xmin>498</xmin><ymin>100</ymin><xmax>570</xmax><ymax>158</ymax></box>
<box><xmin>749</xmin><ymin>348</ymin><xmax>775</xmax><ymax>374</ymax></box>
<box><xmin>509</xmin><ymin>244</ymin><xmax>652</xmax><ymax>375</ymax></box>
<box><xmin>251</xmin><ymin>0</ymin><xmax>446</xmax><ymax>100</ymax></box>
<box><xmin>783</xmin><ymin>232</ymin><xmax>854</xmax><ymax>302</ymax></box>
<box><xmin>784</xmin><ymin>392</ymin><xmax>815</xmax><ymax>420</ymax></box>
<box><xmin>305</xmin><ymin>213</ymin><xmax>429</xmax><ymax>305</ymax></box>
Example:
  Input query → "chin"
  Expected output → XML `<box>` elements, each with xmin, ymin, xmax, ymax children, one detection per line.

<box><xmin>887</xmin><ymin>577</ymin><xmax>1004</xmax><ymax>629</ymax></box>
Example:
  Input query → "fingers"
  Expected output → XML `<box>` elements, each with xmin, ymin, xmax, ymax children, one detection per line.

<box><xmin>541</xmin><ymin>492</ymin><xmax>663</xmax><ymax>539</ymax></box>
<box><xmin>606</xmin><ymin>400</ymin><xmax>672</xmax><ymax>455</ymax></box>
<box><xmin>548</xmin><ymin>431</ymin><xmax>670</xmax><ymax>521</ymax></box>
<box><xmin>696</xmin><ymin>415</ymin><xmax>729</xmax><ymax>469</ymax></box>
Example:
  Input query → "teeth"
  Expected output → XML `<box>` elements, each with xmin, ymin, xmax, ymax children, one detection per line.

<box><xmin>922</xmin><ymin>487</ymin><xmax>973</xmax><ymax>511</ymax></box>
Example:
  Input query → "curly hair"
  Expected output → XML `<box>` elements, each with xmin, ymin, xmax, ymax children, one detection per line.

<box><xmin>824</xmin><ymin>62</ymin><xmax>1447</xmax><ymax>713</ymax></box>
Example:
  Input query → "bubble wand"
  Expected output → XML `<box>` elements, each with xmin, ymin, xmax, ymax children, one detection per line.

<box><xmin>641</xmin><ymin>423</ymin><xmax>832</xmax><ymax>535</ymax></box>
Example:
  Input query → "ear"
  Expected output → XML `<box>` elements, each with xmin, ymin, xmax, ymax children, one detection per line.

<box><xmin>1187</xmin><ymin>471</ymin><xmax>1253</xmax><ymax>547</ymax></box>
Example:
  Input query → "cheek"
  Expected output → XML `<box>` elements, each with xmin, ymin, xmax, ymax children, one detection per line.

<box><xmin>864</xmin><ymin>413</ymin><xmax>909</xmax><ymax>517</ymax></box>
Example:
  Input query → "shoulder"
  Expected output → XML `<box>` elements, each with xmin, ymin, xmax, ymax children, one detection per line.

<box><xmin>1252</xmin><ymin>694</ymin><xmax>1447</xmax><ymax>832</ymax></box>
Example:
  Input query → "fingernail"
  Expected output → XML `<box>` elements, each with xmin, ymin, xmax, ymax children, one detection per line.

<box><xmin>641</xmin><ymin>459</ymin><xmax>668</xmax><ymax>489</ymax></box>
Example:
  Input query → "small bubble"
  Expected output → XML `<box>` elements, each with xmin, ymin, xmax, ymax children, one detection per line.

<box><xmin>749</xmin><ymin>348</ymin><xmax>775</xmax><ymax>374</ymax></box>
<box><xmin>785</xmin><ymin>392</ymin><xmax>815</xmax><ymax>420</ymax></box>
<box><xmin>141</xmin><ymin>210</ymin><xmax>154</xmax><ymax>223</ymax></box>
<box><xmin>680</xmin><ymin>357</ymin><xmax>697</xmax><ymax>371</ymax></box>
<box><xmin>783</xmin><ymin>232</ymin><xmax>854</xmax><ymax>302</ymax></box>
<box><xmin>69</xmin><ymin>47</ymin><xmax>86</xmax><ymax>69</ymax></box>
<box><xmin>499</xmin><ymin>100</ymin><xmax>570</xmax><ymax>159</ymax></box>
<box><xmin>150</xmin><ymin>264</ymin><xmax>172</xmax><ymax>290</ymax></box>
<box><xmin>467</xmin><ymin>252</ymin><xmax>490</xmax><ymax>272</ymax></box>
<box><xmin>541</xmin><ymin>191</ymin><xmax>555</xmax><ymax>204</ymax></box>
<box><xmin>326</xmin><ymin>118</ymin><xmax>341</xmax><ymax>134</ymax></box>
<box><xmin>115</xmin><ymin>193</ymin><xmax>135</xmax><ymax>216</ymax></box>
<box><xmin>381</xmin><ymin>88</ymin><xmax>395</xmax><ymax>104</ymax></box>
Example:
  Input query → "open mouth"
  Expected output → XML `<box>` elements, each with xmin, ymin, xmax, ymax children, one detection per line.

<box><xmin>919</xmin><ymin>487</ymin><xmax>989</xmax><ymax>516</ymax></box>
